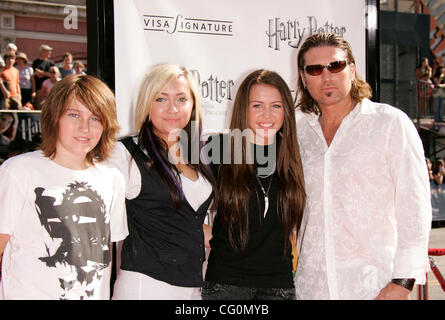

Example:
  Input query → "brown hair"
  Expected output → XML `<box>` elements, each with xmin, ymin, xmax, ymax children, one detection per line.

<box><xmin>218</xmin><ymin>69</ymin><xmax>306</xmax><ymax>253</ymax></box>
<box><xmin>40</xmin><ymin>74</ymin><xmax>119</xmax><ymax>165</ymax></box>
<box><xmin>63</xmin><ymin>52</ymin><xmax>73</xmax><ymax>60</ymax></box>
<box><xmin>432</xmin><ymin>159</ymin><xmax>444</xmax><ymax>175</ymax></box>
<box><xmin>3</xmin><ymin>53</ymin><xmax>15</xmax><ymax>61</ymax></box>
<box><xmin>297</xmin><ymin>33</ymin><xmax>372</xmax><ymax>114</ymax></box>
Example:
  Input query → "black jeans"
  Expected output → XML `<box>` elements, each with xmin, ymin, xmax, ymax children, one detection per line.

<box><xmin>20</xmin><ymin>88</ymin><xmax>33</xmax><ymax>104</ymax></box>
<box><xmin>201</xmin><ymin>281</ymin><xmax>295</xmax><ymax>300</ymax></box>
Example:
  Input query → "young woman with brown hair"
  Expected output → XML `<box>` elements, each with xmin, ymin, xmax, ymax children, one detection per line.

<box><xmin>202</xmin><ymin>69</ymin><xmax>306</xmax><ymax>300</ymax></box>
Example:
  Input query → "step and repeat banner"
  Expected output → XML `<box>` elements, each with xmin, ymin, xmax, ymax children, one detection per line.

<box><xmin>114</xmin><ymin>0</ymin><xmax>369</xmax><ymax>136</ymax></box>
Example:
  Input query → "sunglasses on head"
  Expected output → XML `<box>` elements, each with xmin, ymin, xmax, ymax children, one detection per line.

<box><xmin>302</xmin><ymin>60</ymin><xmax>348</xmax><ymax>76</ymax></box>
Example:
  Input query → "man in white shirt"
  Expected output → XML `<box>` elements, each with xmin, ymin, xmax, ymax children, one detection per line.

<box><xmin>294</xmin><ymin>33</ymin><xmax>431</xmax><ymax>300</ymax></box>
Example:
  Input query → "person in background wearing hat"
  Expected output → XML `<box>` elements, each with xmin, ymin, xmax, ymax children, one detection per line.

<box><xmin>0</xmin><ymin>43</ymin><xmax>17</xmax><ymax>72</ymax></box>
<box><xmin>0</xmin><ymin>53</ymin><xmax>22</xmax><ymax>110</ymax></box>
<box><xmin>32</xmin><ymin>44</ymin><xmax>55</xmax><ymax>109</ymax></box>
<box><xmin>15</xmin><ymin>52</ymin><xmax>35</xmax><ymax>106</ymax></box>
<box><xmin>6</xmin><ymin>43</ymin><xmax>17</xmax><ymax>54</ymax></box>
<box><xmin>39</xmin><ymin>66</ymin><xmax>61</xmax><ymax>103</ymax></box>
<box><xmin>6</xmin><ymin>43</ymin><xmax>18</xmax><ymax>68</ymax></box>
<box><xmin>5</xmin><ymin>43</ymin><xmax>17</xmax><ymax>57</ymax></box>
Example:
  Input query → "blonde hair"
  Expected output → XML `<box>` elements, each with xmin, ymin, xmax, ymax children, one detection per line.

<box><xmin>134</xmin><ymin>64</ymin><xmax>215</xmax><ymax>209</ymax></box>
<box><xmin>135</xmin><ymin>64</ymin><xmax>201</xmax><ymax>131</ymax></box>
<box><xmin>40</xmin><ymin>74</ymin><xmax>119</xmax><ymax>165</ymax></box>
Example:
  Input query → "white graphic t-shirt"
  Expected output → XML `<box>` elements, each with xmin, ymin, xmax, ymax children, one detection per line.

<box><xmin>0</xmin><ymin>151</ymin><xmax>128</xmax><ymax>300</ymax></box>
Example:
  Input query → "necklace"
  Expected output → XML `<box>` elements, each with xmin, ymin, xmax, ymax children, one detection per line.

<box><xmin>256</xmin><ymin>174</ymin><xmax>272</xmax><ymax>218</ymax></box>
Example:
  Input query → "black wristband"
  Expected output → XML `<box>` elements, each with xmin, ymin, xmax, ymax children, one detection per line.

<box><xmin>391</xmin><ymin>278</ymin><xmax>415</xmax><ymax>291</ymax></box>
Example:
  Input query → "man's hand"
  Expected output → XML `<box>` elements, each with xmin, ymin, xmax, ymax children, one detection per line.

<box><xmin>374</xmin><ymin>282</ymin><xmax>411</xmax><ymax>300</ymax></box>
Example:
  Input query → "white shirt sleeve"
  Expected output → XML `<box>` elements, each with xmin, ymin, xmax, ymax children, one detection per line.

<box><xmin>387</xmin><ymin>111</ymin><xmax>432</xmax><ymax>283</ymax></box>
<box><xmin>109</xmin><ymin>169</ymin><xmax>129</xmax><ymax>242</ymax></box>
<box><xmin>106</xmin><ymin>141</ymin><xmax>142</xmax><ymax>200</ymax></box>
<box><xmin>0</xmin><ymin>159</ymin><xmax>25</xmax><ymax>235</ymax></box>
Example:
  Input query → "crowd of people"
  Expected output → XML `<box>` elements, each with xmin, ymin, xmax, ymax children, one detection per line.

<box><xmin>0</xmin><ymin>33</ymin><xmax>433</xmax><ymax>300</ymax></box>
<box><xmin>416</xmin><ymin>57</ymin><xmax>445</xmax><ymax>123</ymax></box>
<box><xmin>427</xmin><ymin>156</ymin><xmax>445</xmax><ymax>223</ymax></box>
<box><xmin>0</xmin><ymin>42</ymin><xmax>86</xmax><ymax>111</ymax></box>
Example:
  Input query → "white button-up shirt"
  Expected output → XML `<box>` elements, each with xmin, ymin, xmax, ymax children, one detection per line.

<box><xmin>295</xmin><ymin>98</ymin><xmax>431</xmax><ymax>300</ymax></box>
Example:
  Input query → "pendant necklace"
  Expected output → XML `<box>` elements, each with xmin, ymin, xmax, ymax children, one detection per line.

<box><xmin>256</xmin><ymin>174</ymin><xmax>273</xmax><ymax>218</ymax></box>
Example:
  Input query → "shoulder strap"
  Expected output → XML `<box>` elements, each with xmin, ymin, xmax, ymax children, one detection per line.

<box><xmin>120</xmin><ymin>136</ymin><xmax>150</xmax><ymax>169</ymax></box>
<box><xmin>120</xmin><ymin>136</ymin><xmax>138</xmax><ymax>156</ymax></box>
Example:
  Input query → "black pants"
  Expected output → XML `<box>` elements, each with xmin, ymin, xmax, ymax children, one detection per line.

<box><xmin>21</xmin><ymin>88</ymin><xmax>33</xmax><ymax>104</ymax></box>
<box><xmin>201</xmin><ymin>281</ymin><xmax>295</xmax><ymax>300</ymax></box>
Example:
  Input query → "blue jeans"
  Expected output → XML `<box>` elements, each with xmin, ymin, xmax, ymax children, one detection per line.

<box><xmin>434</xmin><ymin>96</ymin><xmax>444</xmax><ymax>122</ymax></box>
<box><xmin>201</xmin><ymin>281</ymin><xmax>295</xmax><ymax>300</ymax></box>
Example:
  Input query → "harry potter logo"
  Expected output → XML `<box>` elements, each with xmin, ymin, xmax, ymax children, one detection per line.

<box><xmin>266</xmin><ymin>16</ymin><xmax>346</xmax><ymax>50</ymax></box>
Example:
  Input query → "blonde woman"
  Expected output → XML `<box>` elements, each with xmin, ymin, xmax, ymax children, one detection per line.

<box><xmin>39</xmin><ymin>66</ymin><xmax>61</xmax><ymax>104</ymax></box>
<box><xmin>109</xmin><ymin>64</ymin><xmax>216</xmax><ymax>300</ymax></box>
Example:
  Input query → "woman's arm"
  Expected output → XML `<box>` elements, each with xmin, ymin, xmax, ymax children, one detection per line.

<box><xmin>0</xmin><ymin>234</ymin><xmax>10</xmax><ymax>257</ymax></box>
<box><xmin>0</xmin><ymin>233</ymin><xmax>10</xmax><ymax>273</ymax></box>
<box><xmin>203</xmin><ymin>223</ymin><xmax>212</xmax><ymax>248</ymax></box>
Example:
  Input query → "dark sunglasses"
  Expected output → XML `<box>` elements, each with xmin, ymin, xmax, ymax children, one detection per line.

<box><xmin>49</xmin><ymin>71</ymin><xmax>57</xmax><ymax>74</ymax></box>
<box><xmin>302</xmin><ymin>60</ymin><xmax>348</xmax><ymax>76</ymax></box>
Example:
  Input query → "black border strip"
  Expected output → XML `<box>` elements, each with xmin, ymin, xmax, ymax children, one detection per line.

<box><xmin>366</xmin><ymin>0</ymin><xmax>380</xmax><ymax>101</ymax></box>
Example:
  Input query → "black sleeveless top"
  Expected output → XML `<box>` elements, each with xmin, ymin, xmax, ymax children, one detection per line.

<box><xmin>119</xmin><ymin>137</ymin><xmax>213</xmax><ymax>287</ymax></box>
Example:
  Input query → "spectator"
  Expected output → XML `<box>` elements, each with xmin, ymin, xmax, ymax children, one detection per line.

<box><xmin>32</xmin><ymin>44</ymin><xmax>55</xmax><ymax>109</ymax></box>
<box><xmin>73</xmin><ymin>61</ymin><xmax>86</xmax><ymax>75</ymax></box>
<box><xmin>0</xmin><ymin>42</ymin><xmax>15</xmax><ymax>71</ymax></box>
<box><xmin>431</xmin><ymin>59</ymin><xmax>440</xmax><ymax>80</ymax></box>
<box><xmin>39</xmin><ymin>66</ymin><xmax>60</xmax><ymax>105</ymax></box>
<box><xmin>15</xmin><ymin>52</ymin><xmax>36</xmax><ymax>106</ymax></box>
<box><xmin>60</xmin><ymin>52</ymin><xmax>75</xmax><ymax>78</ymax></box>
<box><xmin>426</xmin><ymin>157</ymin><xmax>433</xmax><ymax>181</ymax></box>
<box><xmin>431</xmin><ymin>158</ymin><xmax>445</xmax><ymax>222</ymax></box>
<box><xmin>0</xmin><ymin>53</ymin><xmax>22</xmax><ymax>110</ymax></box>
<box><xmin>432</xmin><ymin>159</ymin><xmax>445</xmax><ymax>185</ymax></box>
<box><xmin>5</xmin><ymin>43</ymin><xmax>17</xmax><ymax>56</ymax></box>
<box><xmin>0</xmin><ymin>59</ymin><xmax>6</xmax><ymax>103</ymax></box>
<box><xmin>415</xmin><ymin>57</ymin><xmax>432</xmax><ymax>80</ymax></box>
<box><xmin>432</xmin><ymin>65</ymin><xmax>445</xmax><ymax>123</ymax></box>
<box><xmin>417</xmin><ymin>72</ymin><xmax>434</xmax><ymax>116</ymax></box>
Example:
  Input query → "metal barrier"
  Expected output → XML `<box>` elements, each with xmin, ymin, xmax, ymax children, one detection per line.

<box><xmin>417</xmin><ymin>79</ymin><xmax>434</xmax><ymax>118</ymax></box>
<box><xmin>417</xmin><ymin>248</ymin><xmax>445</xmax><ymax>300</ymax></box>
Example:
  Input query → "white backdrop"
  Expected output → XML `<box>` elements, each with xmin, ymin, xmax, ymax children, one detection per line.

<box><xmin>114</xmin><ymin>0</ymin><xmax>369</xmax><ymax>137</ymax></box>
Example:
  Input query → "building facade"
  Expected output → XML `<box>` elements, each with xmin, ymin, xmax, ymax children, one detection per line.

<box><xmin>0</xmin><ymin>0</ymin><xmax>86</xmax><ymax>64</ymax></box>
